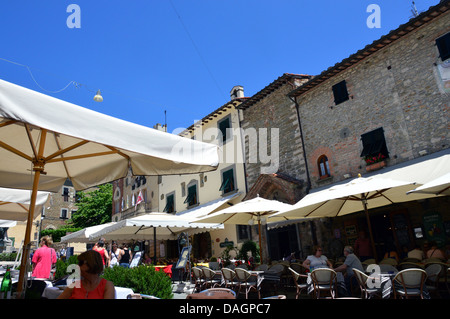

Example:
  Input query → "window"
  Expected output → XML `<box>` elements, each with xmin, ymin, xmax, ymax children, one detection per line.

<box><xmin>184</xmin><ymin>184</ymin><xmax>198</xmax><ymax>207</ymax></box>
<box><xmin>332</xmin><ymin>80</ymin><xmax>349</xmax><ymax>105</ymax></box>
<box><xmin>318</xmin><ymin>155</ymin><xmax>330</xmax><ymax>178</ymax></box>
<box><xmin>218</xmin><ymin>116</ymin><xmax>231</xmax><ymax>143</ymax></box>
<box><xmin>219</xmin><ymin>167</ymin><xmax>236</xmax><ymax>194</ymax></box>
<box><xmin>360</xmin><ymin>127</ymin><xmax>389</xmax><ymax>160</ymax></box>
<box><xmin>163</xmin><ymin>193</ymin><xmax>175</xmax><ymax>214</ymax></box>
<box><xmin>62</xmin><ymin>187</ymin><xmax>70</xmax><ymax>202</ymax></box>
<box><xmin>237</xmin><ymin>225</ymin><xmax>252</xmax><ymax>241</ymax></box>
<box><xmin>60</xmin><ymin>208</ymin><xmax>68</xmax><ymax>219</ymax></box>
<box><xmin>436</xmin><ymin>32</ymin><xmax>450</xmax><ymax>61</ymax></box>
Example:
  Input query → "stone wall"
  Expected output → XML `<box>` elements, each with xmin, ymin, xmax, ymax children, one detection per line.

<box><xmin>294</xmin><ymin>11</ymin><xmax>450</xmax><ymax>189</ymax></box>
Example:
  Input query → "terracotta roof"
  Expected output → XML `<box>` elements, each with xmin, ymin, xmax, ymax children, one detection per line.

<box><xmin>236</xmin><ymin>73</ymin><xmax>313</xmax><ymax>110</ymax></box>
<box><xmin>288</xmin><ymin>0</ymin><xmax>450</xmax><ymax>98</ymax></box>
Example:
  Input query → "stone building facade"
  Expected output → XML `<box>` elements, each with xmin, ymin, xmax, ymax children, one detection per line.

<box><xmin>289</xmin><ymin>3</ymin><xmax>449</xmax><ymax>189</ymax></box>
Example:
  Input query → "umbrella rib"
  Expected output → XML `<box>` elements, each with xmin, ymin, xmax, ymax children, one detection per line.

<box><xmin>51</xmin><ymin>134</ymin><xmax>73</xmax><ymax>181</ymax></box>
<box><xmin>104</xmin><ymin>145</ymin><xmax>131</xmax><ymax>160</ymax></box>
<box><xmin>305</xmin><ymin>201</ymin><xmax>329</xmax><ymax>217</ymax></box>
<box><xmin>437</xmin><ymin>185</ymin><xmax>450</xmax><ymax>195</ymax></box>
<box><xmin>0</xmin><ymin>120</ymin><xmax>17</xmax><ymax>128</ymax></box>
<box><xmin>24</xmin><ymin>124</ymin><xmax>38</xmax><ymax>159</ymax></box>
<box><xmin>0</xmin><ymin>140</ymin><xmax>33</xmax><ymax>162</ymax></box>
<box><xmin>46</xmin><ymin>151</ymin><xmax>118</xmax><ymax>163</ymax></box>
<box><xmin>45</xmin><ymin>140</ymin><xmax>89</xmax><ymax>161</ymax></box>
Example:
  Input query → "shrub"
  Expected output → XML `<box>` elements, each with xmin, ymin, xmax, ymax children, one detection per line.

<box><xmin>54</xmin><ymin>255</ymin><xmax>79</xmax><ymax>280</ymax></box>
<box><xmin>0</xmin><ymin>252</ymin><xmax>17</xmax><ymax>261</ymax></box>
<box><xmin>102</xmin><ymin>265</ymin><xmax>173</xmax><ymax>299</ymax></box>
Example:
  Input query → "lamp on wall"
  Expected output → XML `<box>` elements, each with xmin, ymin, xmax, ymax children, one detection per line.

<box><xmin>93</xmin><ymin>90</ymin><xmax>103</xmax><ymax>102</ymax></box>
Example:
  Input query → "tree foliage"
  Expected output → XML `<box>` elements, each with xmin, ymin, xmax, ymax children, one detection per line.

<box><xmin>69</xmin><ymin>183</ymin><xmax>112</xmax><ymax>228</ymax></box>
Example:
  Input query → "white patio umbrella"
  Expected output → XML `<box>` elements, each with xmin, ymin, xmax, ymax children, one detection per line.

<box><xmin>271</xmin><ymin>175</ymin><xmax>436</xmax><ymax>261</ymax></box>
<box><xmin>89</xmin><ymin>213</ymin><xmax>223</xmax><ymax>242</ymax></box>
<box><xmin>60</xmin><ymin>222</ymin><xmax>116</xmax><ymax>243</ymax></box>
<box><xmin>88</xmin><ymin>213</ymin><xmax>223</xmax><ymax>266</ymax></box>
<box><xmin>407</xmin><ymin>172</ymin><xmax>450</xmax><ymax>196</ymax></box>
<box><xmin>0</xmin><ymin>187</ymin><xmax>50</xmax><ymax>221</ymax></box>
<box><xmin>195</xmin><ymin>196</ymin><xmax>294</xmax><ymax>261</ymax></box>
<box><xmin>0</xmin><ymin>79</ymin><xmax>219</xmax><ymax>296</ymax></box>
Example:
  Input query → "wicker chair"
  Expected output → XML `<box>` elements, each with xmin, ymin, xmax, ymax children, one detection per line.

<box><xmin>310</xmin><ymin>268</ymin><xmax>338</xmax><ymax>299</ymax></box>
<box><xmin>221</xmin><ymin>268</ymin><xmax>238</xmax><ymax>291</ymax></box>
<box><xmin>235</xmin><ymin>268</ymin><xmax>260</xmax><ymax>299</ymax></box>
<box><xmin>393</xmin><ymin>269</ymin><xmax>427</xmax><ymax>299</ymax></box>
<box><xmin>352</xmin><ymin>268</ymin><xmax>381</xmax><ymax>299</ymax></box>
<box><xmin>192</xmin><ymin>267</ymin><xmax>205</xmax><ymax>292</ymax></box>
<box><xmin>202</xmin><ymin>267</ymin><xmax>221</xmax><ymax>289</ymax></box>
<box><xmin>288</xmin><ymin>267</ymin><xmax>308</xmax><ymax>299</ymax></box>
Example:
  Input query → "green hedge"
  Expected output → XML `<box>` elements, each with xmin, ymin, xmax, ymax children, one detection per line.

<box><xmin>0</xmin><ymin>253</ymin><xmax>17</xmax><ymax>261</ymax></box>
<box><xmin>102</xmin><ymin>265</ymin><xmax>173</xmax><ymax>299</ymax></box>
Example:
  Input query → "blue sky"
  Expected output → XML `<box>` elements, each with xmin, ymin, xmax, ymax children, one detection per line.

<box><xmin>0</xmin><ymin>0</ymin><xmax>440</xmax><ymax>133</ymax></box>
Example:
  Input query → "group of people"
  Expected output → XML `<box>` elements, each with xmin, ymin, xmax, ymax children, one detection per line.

<box><xmin>92</xmin><ymin>240</ymin><xmax>133</xmax><ymax>268</ymax></box>
<box><xmin>30</xmin><ymin>236</ymin><xmax>139</xmax><ymax>299</ymax></box>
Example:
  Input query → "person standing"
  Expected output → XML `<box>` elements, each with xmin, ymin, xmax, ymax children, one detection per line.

<box><xmin>119</xmin><ymin>243</ymin><xmax>132</xmax><ymax>268</ymax></box>
<box><xmin>109</xmin><ymin>242</ymin><xmax>121</xmax><ymax>267</ymax></box>
<box><xmin>32</xmin><ymin>236</ymin><xmax>57</xmax><ymax>279</ymax></box>
<box><xmin>353</xmin><ymin>231</ymin><xmax>373</xmax><ymax>262</ymax></box>
<box><xmin>93</xmin><ymin>239</ymin><xmax>110</xmax><ymax>268</ymax></box>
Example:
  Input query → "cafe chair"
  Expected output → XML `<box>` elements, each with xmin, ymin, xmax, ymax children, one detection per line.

<box><xmin>255</xmin><ymin>264</ymin><xmax>269</xmax><ymax>272</ymax></box>
<box><xmin>379</xmin><ymin>258</ymin><xmax>398</xmax><ymax>266</ymax></box>
<box><xmin>398</xmin><ymin>262</ymin><xmax>424</xmax><ymax>271</ymax></box>
<box><xmin>202</xmin><ymin>267</ymin><xmax>221</xmax><ymax>289</ymax></box>
<box><xmin>200</xmin><ymin>288</ymin><xmax>236</xmax><ymax>298</ymax></box>
<box><xmin>192</xmin><ymin>267</ymin><xmax>206</xmax><ymax>292</ymax></box>
<box><xmin>310</xmin><ymin>268</ymin><xmax>338</xmax><ymax>299</ymax></box>
<box><xmin>235</xmin><ymin>268</ymin><xmax>260</xmax><ymax>299</ymax></box>
<box><xmin>379</xmin><ymin>264</ymin><xmax>398</xmax><ymax>274</ymax></box>
<box><xmin>221</xmin><ymin>268</ymin><xmax>238</xmax><ymax>291</ymax></box>
<box><xmin>424</xmin><ymin>263</ymin><xmax>443</xmax><ymax>298</ymax></box>
<box><xmin>393</xmin><ymin>269</ymin><xmax>427</xmax><ymax>299</ymax></box>
<box><xmin>352</xmin><ymin>268</ymin><xmax>381</xmax><ymax>299</ymax></box>
<box><xmin>288</xmin><ymin>267</ymin><xmax>308</xmax><ymax>299</ymax></box>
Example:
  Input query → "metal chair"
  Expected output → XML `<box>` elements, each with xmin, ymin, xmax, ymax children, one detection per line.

<box><xmin>288</xmin><ymin>267</ymin><xmax>308</xmax><ymax>299</ymax></box>
<box><xmin>310</xmin><ymin>268</ymin><xmax>338</xmax><ymax>299</ymax></box>
<box><xmin>424</xmin><ymin>263</ymin><xmax>443</xmax><ymax>297</ymax></box>
<box><xmin>255</xmin><ymin>264</ymin><xmax>269</xmax><ymax>272</ymax></box>
<box><xmin>235</xmin><ymin>268</ymin><xmax>260</xmax><ymax>299</ymax></box>
<box><xmin>221</xmin><ymin>267</ymin><xmax>238</xmax><ymax>291</ymax></box>
<box><xmin>192</xmin><ymin>267</ymin><xmax>205</xmax><ymax>292</ymax></box>
<box><xmin>393</xmin><ymin>269</ymin><xmax>427</xmax><ymax>299</ymax></box>
<box><xmin>352</xmin><ymin>268</ymin><xmax>381</xmax><ymax>299</ymax></box>
<box><xmin>398</xmin><ymin>262</ymin><xmax>424</xmax><ymax>271</ymax></box>
<box><xmin>202</xmin><ymin>267</ymin><xmax>221</xmax><ymax>289</ymax></box>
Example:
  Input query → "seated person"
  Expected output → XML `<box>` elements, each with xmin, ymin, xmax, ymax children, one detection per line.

<box><xmin>426</xmin><ymin>242</ymin><xmax>447</xmax><ymax>261</ymax></box>
<box><xmin>334</xmin><ymin>246</ymin><xmax>364</xmax><ymax>296</ymax></box>
<box><xmin>383</xmin><ymin>244</ymin><xmax>399</xmax><ymax>263</ymax></box>
<box><xmin>407</xmin><ymin>245</ymin><xmax>425</xmax><ymax>261</ymax></box>
<box><xmin>302</xmin><ymin>246</ymin><xmax>333</xmax><ymax>271</ymax></box>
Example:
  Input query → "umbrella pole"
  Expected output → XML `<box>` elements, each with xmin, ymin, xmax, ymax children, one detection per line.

<box><xmin>362</xmin><ymin>199</ymin><xmax>378</xmax><ymax>262</ymax></box>
<box><xmin>258</xmin><ymin>219</ymin><xmax>263</xmax><ymax>264</ymax></box>
<box><xmin>17</xmin><ymin>130</ymin><xmax>47</xmax><ymax>298</ymax></box>
<box><xmin>153</xmin><ymin>226</ymin><xmax>156</xmax><ymax>265</ymax></box>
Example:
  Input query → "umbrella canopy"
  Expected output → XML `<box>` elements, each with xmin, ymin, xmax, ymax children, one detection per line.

<box><xmin>0</xmin><ymin>79</ymin><xmax>219</xmax><ymax>297</ymax></box>
<box><xmin>60</xmin><ymin>222</ymin><xmax>116</xmax><ymax>243</ymax></box>
<box><xmin>271</xmin><ymin>175</ymin><xmax>435</xmax><ymax>260</ymax></box>
<box><xmin>0</xmin><ymin>187</ymin><xmax>50</xmax><ymax>221</ymax></box>
<box><xmin>89</xmin><ymin>213</ymin><xmax>224</xmax><ymax>242</ymax></box>
<box><xmin>195</xmin><ymin>196</ymin><xmax>294</xmax><ymax>261</ymax></box>
<box><xmin>407</xmin><ymin>172</ymin><xmax>450</xmax><ymax>196</ymax></box>
<box><xmin>0</xmin><ymin>79</ymin><xmax>219</xmax><ymax>192</ymax></box>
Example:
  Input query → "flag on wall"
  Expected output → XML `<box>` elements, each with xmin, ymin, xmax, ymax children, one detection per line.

<box><xmin>136</xmin><ymin>190</ymin><xmax>144</xmax><ymax>207</ymax></box>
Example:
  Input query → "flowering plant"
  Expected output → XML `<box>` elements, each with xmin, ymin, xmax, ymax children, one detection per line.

<box><xmin>364</xmin><ymin>153</ymin><xmax>386</xmax><ymax>165</ymax></box>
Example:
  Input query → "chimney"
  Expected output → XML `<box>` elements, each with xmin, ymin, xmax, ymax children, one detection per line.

<box><xmin>230</xmin><ymin>85</ymin><xmax>244</xmax><ymax>100</ymax></box>
<box><xmin>153</xmin><ymin>123</ymin><xmax>167</xmax><ymax>132</ymax></box>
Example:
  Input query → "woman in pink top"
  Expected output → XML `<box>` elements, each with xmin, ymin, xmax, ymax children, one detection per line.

<box><xmin>32</xmin><ymin>236</ymin><xmax>57</xmax><ymax>279</ymax></box>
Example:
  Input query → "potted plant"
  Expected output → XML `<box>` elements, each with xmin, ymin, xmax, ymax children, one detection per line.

<box><xmin>364</xmin><ymin>153</ymin><xmax>387</xmax><ymax>171</ymax></box>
